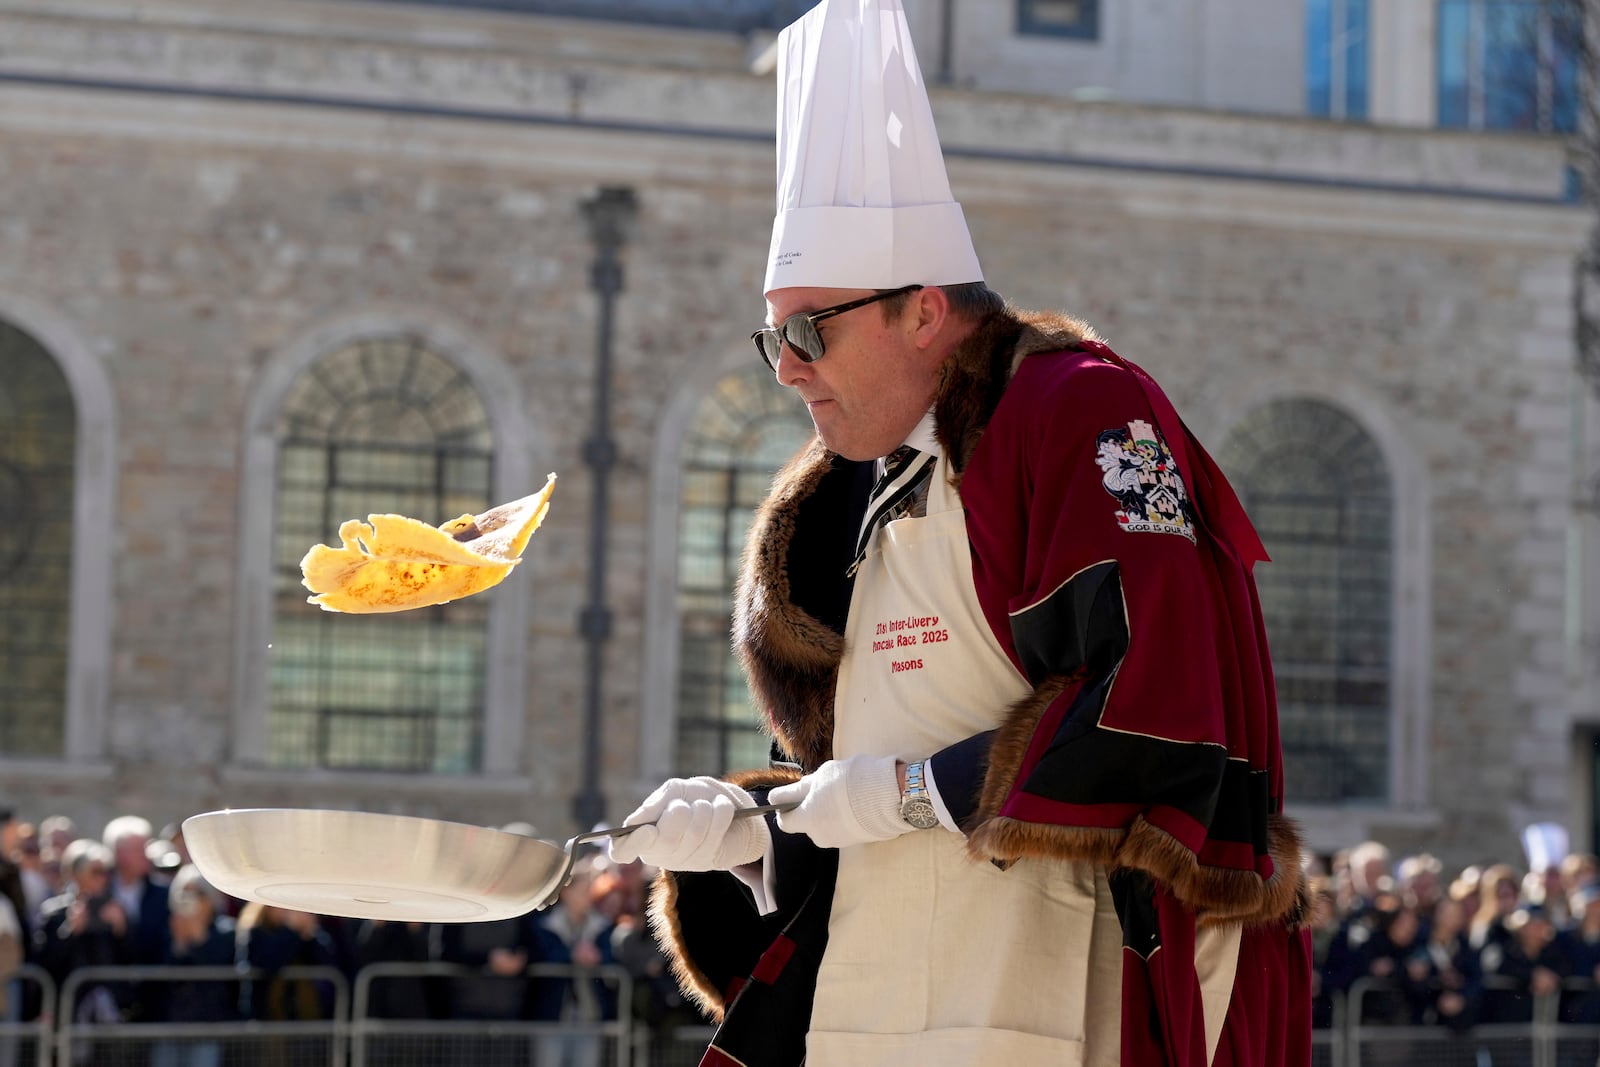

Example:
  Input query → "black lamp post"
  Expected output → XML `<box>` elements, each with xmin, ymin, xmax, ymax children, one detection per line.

<box><xmin>573</xmin><ymin>185</ymin><xmax>637</xmax><ymax>831</ymax></box>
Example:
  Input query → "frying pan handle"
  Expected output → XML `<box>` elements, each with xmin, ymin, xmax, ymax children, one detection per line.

<box><xmin>570</xmin><ymin>800</ymin><xmax>798</xmax><ymax>847</ymax></box>
<box><xmin>538</xmin><ymin>802</ymin><xmax>798</xmax><ymax>910</ymax></box>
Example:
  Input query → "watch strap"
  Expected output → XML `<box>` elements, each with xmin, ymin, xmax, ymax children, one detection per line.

<box><xmin>899</xmin><ymin>760</ymin><xmax>940</xmax><ymax>829</ymax></box>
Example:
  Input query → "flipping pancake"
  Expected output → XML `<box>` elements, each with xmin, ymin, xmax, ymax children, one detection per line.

<box><xmin>300</xmin><ymin>473</ymin><xmax>557</xmax><ymax>613</ymax></box>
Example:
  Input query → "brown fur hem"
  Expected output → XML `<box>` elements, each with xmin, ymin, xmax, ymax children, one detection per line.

<box><xmin>967</xmin><ymin>805</ymin><xmax>1307</xmax><ymax>926</ymax></box>
<box><xmin>643</xmin><ymin>767</ymin><xmax>805</xmax><ymax>1021</ymax></box>
<box><xmin>1112</xmin><ymin>811</ymin><xmax>1307</xmax><ymax>925</ymax></box>
<box><xmin>966</xmin><ymin>817</ymin><xmax>1125</xmax><ymax>870</ymax></box>
<box><xmin>1260</xmin><ymin>813</ymin><xmax>1310</xmax><ymax>926</ymax></box>
<box><xmin>646</xmin><ymin>871</ymin><xmax>722</xmax><ymax>1020</ymax></box>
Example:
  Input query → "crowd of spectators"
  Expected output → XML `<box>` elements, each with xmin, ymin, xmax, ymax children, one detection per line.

<box><xmin>1310</xmin><ymin>840</ymin><xmax>1600</xmax><ymax>1030</ymax></box>
<box><xmin>0</xmin><ymin>808</ymin><xmax>702</xmax><ymax>1066</ymax></box>
<box><xmin>10</xmin><ymin>807</ymin><xmax>1600</xmax><ymax>1056</ymax></box>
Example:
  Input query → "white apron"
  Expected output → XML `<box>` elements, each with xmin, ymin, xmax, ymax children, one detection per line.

<box><xmin>805</xmin><ymin>452</ymin><xmax>1239</xmax><ymax>1067</ymax></box>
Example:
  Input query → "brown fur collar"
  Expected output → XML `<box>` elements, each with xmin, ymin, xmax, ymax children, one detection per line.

<box><xmin>731</xmin><ymin>437</ymin><xmax>846</xmax><ymax>773</ymax></box>
<box><xmin>932</xmin><ymin>307</ymin><xmax>1098</xmax><ymax>479</ymax></box>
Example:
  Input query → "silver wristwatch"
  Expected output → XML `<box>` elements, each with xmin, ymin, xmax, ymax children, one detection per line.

<box><xmin>898</xmin><ymin>760</ymin><xmax>941</xmax><ymax>829</ymax></box>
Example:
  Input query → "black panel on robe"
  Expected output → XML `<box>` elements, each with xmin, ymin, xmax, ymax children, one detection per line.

<box><xmin>1022</xmin><ymin>679</ymin><xmax>1229</xmax><ymax>829</ymax></box>
<box><xmin>1207</xmin><ymin>763</ymin><xmax>1274</xmax><ymax>852</ymax></box>
<box><xmin>1007</xmin><ymin>558</ymin><xmax>1227</xmax><ymax>830</ymax></box>
<box><xmin>1109</xmin><ymin>868</ymin><xmax>1162</xmax><ymax>959</ymax></box>
<box><xmin>1008</xmin><ymin>560</ymin><xmax>1125</xmax><ymax>685</ymax></box>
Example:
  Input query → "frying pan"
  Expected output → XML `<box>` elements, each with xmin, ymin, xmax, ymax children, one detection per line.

<box><xmin>182</xmin><ymin>804</ymin><xmax>787</xmax><ymax>923</ymax></box>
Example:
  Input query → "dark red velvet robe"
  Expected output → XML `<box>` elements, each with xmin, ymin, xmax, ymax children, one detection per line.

<box><xmin>653</xmin><ymin>310</ymin><xmax>1312</xmax><ymax>1067</ymax></box>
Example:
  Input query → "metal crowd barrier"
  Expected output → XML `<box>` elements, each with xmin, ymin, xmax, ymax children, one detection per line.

<box><xmin>0</xmin><ymin>964</ymin><xmax>54</xmax><ymax>1067</ymax></box>
<box><xmin>1311</xmin><ymin>987</ymin><xmax>1344</xmax><ymax>1067</ymax></box>
<box><xmin>641</xmin><ymin>1024</ymin><xmax>716</xmax><ymax>1067</ymax></box>
<box><xmin>351</xmin><ymin>961</ymin><xmax>633</xmax><ymax>1067</ymax></box>
<box><xmin>1341</xmin><ymin>975</ymin><xmax>1600</xmax><ymax>1067</ymax></box>
<box><xmin>58</xmin><ymin>965</ymin><xmax>347</xmax><ymax>1067</ymax></box>
<box><xmin>45</xmin><ymin>959</ymin><xmax>1600</xmax><ymax>1067</ymax></box>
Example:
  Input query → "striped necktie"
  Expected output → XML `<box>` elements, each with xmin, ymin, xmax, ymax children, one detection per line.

<box><xmin>850</xmin><ymin>445</ymin><xmax>937</xmax><ymax>575</ymax></box>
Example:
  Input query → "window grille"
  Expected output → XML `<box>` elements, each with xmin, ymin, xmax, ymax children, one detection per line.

<box><xmin>1217</xmin><ymin>399</ymin><xmax>1392</xmax><ymax>803</ymax></box>
<box><xmin>269</xmin><ymin>337</ymin><xmax>494</xmax><ymax>774</ymax></box>
<box><xmin>675</xmin><ymin>366</ymin><xmax>813</xmax><ymax>776</ymax></box>
<box><xmin>0</xmin><ymin>320</ymin><xmax>74</xmax><ymax>758</ymax></box>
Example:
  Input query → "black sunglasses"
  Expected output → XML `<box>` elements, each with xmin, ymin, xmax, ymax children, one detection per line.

<box><xmin>752</xmin><ymin>285</ymin><xmax>923</xmax><ymax>370</ymax></box>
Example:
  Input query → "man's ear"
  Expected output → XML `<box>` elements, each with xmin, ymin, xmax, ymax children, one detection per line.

<box><xmin>909</xmin><ymin>285</ymin><xmax>950</xmax><ymax>350</ymax></box>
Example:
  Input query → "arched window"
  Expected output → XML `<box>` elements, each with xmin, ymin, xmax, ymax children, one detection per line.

<box><xmin>0</xmin><ymin>320</ymin><xmax>75</xmax><ymax>757</ymax></box>
<box><xmin>269</xmin><ymin>337</ymin><xmax>495</xmax><ymax>774</ymax></box>
<box><xmin>1217</xmin><ymin>398</ymin><xmax>1393</xmax><ymax>803</ymax></box>
<box><xmin>675</xmin><ymin>366</ymin><xmax>813</xmax><ymax>775</ymax></box>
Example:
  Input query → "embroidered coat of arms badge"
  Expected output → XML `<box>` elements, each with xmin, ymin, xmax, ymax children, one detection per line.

<box><xmin>1094</xmin><ymin>419</ymin><xmax>1197</xmax><ymax>542</ymax></box>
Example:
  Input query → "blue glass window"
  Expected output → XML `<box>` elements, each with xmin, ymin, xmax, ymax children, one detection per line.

<box><xmin>1483</xmin><ymin>1</ymin><xmax>1541</xmax><ymax>129</ymax></box>
<box><xmin>1552</xmin><ymin>9</ymin><xmax>1581</xmax><ymax>133</ymax></box>
<box><xmin>1437</xmin><ymin>0</ymin><xmax>1579</xmax><ymax>133</ymax></box>
<box><xmin>1438</xmin><ymin>0</ymin><xmax>1473</xmax><ymax>126</ymax></box>
<box><xmin>1308</xmin><ymin>0</ymin><xmax>1333</xmax><ymax>115</ymax></box>
<box><xmin>1306</xmin><ymin>0</ymin><xmax>1370</xmax><ymax>120</ymax></box>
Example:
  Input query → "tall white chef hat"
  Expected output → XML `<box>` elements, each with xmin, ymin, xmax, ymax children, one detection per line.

<box><xmin>763</xmin><ymin>0</ymin><xmax>982</xmax><ymax>295</ymax></box>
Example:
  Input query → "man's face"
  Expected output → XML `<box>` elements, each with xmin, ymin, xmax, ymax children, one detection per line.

<box><xmin>560</xmin><ymin>873</ymin><xmax>592</xmax><ymax>916</ymax></box>
<box><xmin>76</xmin><ymin>861</ymin><xmax>109</xmax><ymax>896</ymax></box>
<box><xmin>1358</xmin><ymin>857</ymin><xmax>1387</xmax><ymax>895</ymax></box>
<box><xmin>114</xmin><ymin>835</ymin><xmax>149</xmax><ymax>881</ymax></box>
<box><xmin>765</xmin><ymin>286</ymin><xmax>939</xmax><ymax>462</ymax></box>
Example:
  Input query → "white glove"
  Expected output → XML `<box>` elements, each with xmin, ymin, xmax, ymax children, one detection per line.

<box><xmin>607</xmin><ymin>777</ymin><xmax>771</xmax><ymax>871</ymax></box>
<box><xmin>769</xmin><ymin>755</ymin><xmax>909</xmax><ymax>849</ymax></box>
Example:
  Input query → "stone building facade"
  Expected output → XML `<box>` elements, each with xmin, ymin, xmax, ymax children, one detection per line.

<box><xmin>0</xmin><ymin>0</ymin><xmax>1588</xmax><ymax>870</ymax></box>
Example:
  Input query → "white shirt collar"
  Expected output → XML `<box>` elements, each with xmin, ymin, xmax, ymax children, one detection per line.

<box><xmin>899</xmin><ymin>410</ymin><xmax>940</xmax><ymax>459</ymax></box>
<box><xmin>876</xmin><ymin>411</ymin><xmax>940</xmax><ymax>476</ymax></box>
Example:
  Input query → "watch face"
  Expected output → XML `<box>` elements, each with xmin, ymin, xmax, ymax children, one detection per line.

<box><xmin>900</xmin><ymin>796</ymin><xmax>940</xmax><ymax>830</ymax></box>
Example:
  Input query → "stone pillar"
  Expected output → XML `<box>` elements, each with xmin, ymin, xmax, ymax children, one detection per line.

<box><xmin>1369</xmin><ymin>0</ymin><xmax>1437</xmax><ymax>126</ymax></box>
